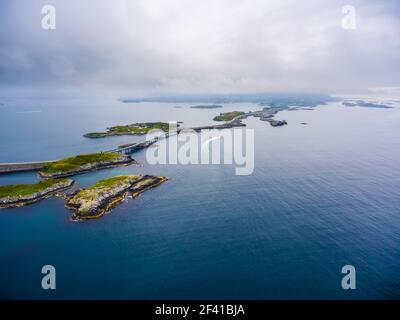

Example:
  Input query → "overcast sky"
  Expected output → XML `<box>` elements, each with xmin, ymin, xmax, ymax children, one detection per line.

<box><xmin>0</xmin><ymin>0</ymin><xmax>399</xmax><ymax>97</ymax></box>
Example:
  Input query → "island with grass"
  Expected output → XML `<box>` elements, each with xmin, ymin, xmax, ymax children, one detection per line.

<box><xmin>213</xmin><ymin>111</ymin><xmax>245</xmax><ymax>122</ymax></box>
<box><xmin>0</xmin><ymin>179</ymin><xmax>74</xmax><ymax>208</ymax></box>
<box><xmin>39</xmin><ymin>152</ymin><xmax>136</xmax><ymax>179</ymax></box>
<box><xmin>245</xmin><ymin>107</ymin><xmax>289</xmax><ymax>127</ymax></box>
<box><xmin>66</xmin><ymin>175</ymin><xmax>167</xmax><ymax>220</ymax></box>
<box><xmin>84</xmin><ymin>122</ymin><xmax>170</xmax><ymax>138</ymax></box>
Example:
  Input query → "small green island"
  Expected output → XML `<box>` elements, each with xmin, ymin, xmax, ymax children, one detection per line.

<box><xmin>39</xmin><ymin>152</ymin><xmax>135</xmax><ymax>179</ymax></box>
<box><xmin>66</xmin><ymin>175</ymin><xmax>167</xmax><ymax>220</ymax></box>
<box><xmin>84</xmin><ymin>122</ymin><xmax>170</xmax><ymax>138</ymax></box>
<box><xmin>213</xmin><ymin>111</ymin><xmax>245</xmax><ymax>122</ymax></box>
<box><xmin>0</xmin><ymin>179</ymin><xmax>74</xmax><ymax>208</ymax></box>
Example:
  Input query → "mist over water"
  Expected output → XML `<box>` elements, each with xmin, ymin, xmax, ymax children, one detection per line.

<box><xmin>0</xmin><ymin>98</ymin><xmax>399</xmax><ymax>299</ymax></box>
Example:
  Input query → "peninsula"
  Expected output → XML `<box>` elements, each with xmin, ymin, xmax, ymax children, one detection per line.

<box><xmin>39</xmin><ymin>152</ymin><xmax>135</xmax><ymax>179</ymax></box>
<box><xmin>209</xmin><ymin>107</ymin><xmax>288</xmax><ymax>127</ymax></box>
<box><xmin>0</xmin><ymin>179</ymin><xmax>74</xmax><ymax>208</ymax></box>
<box><xmin>245</xmin><ymin>107</ymin><xmax>289</xmax><ymax>127</ymax></box>
<box><xmin>66</xmin><ymin>175</ymin><xmax>167</xmax><ymax>220</ymax></box>
<box><xmin>213</xmin><ymin>111</ymin><xmax>245</xmax><ymax>121</ymax></box>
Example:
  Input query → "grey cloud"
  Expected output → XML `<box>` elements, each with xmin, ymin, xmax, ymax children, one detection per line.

<box><xmin>0</xmin><ymin>0</ymin><xmax>399</xmax><ymax>97</ymax></box>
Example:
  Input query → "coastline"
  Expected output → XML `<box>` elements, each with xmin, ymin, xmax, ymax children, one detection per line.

<box><xmin>0</xmin><ymin>179</ymin><xmax>74</xmax><ymax>208</ymax></box>
<box><xmin>66</xmin><ymin>175</ymin><xmax>168</xmax><ymax>221</ymax></box>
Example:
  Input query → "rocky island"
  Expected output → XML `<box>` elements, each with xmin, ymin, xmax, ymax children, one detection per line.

<box><xmin>0</xmin><ymin>179</ymin><xmax>74</xmax><ymax>208</ymax></box>
<box><xmin>191</xmin><ymin>107</ymin><xmax>290</xmax><ymax>131</ymax></box>
<box><xmin>213</xmin><ymin>111</ymin><xmax>245</xmax><ymax>122</ymax></box>
<box><xmin>247</xmin><ymin>107</ymin><xmax>289</xmax><ymax>127</ymax></box>
<box><xmin>39</xmin><ymin>152</ymin><xmax>136</xmax><ymax>179</ymax></box>
<box><xmin>84</xmin><ymin>122</ymin><xmax>170</xmax><ymax>138</ymax></box>
<box><xmin>66</xmin><ymin>175</ymin><xmax>167</xmax><ymax>220</ymax></box>
<box><xmin>268</xmin><ymin>119</ymin><xmax>288</xmax><ymax>127</ymax></box>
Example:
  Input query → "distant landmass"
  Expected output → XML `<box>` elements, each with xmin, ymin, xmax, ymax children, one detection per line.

<box><xmin>190</xmin><ymin>105</ymin><xmax>222</xmax><ymax>109</ymax></box>
<box><xmin>120</xmin><ymin>93</ymin><xmax>336</xmax><ymax>107</ymax></box>
<box><xmin>342</xmin><ymin>100</ymin><xmax>393</xmax><ymax>109</ymax></box>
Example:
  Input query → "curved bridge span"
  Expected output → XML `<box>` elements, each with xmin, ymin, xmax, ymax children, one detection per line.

<box><xmin>0</xmin><ymin>118</ymin><xmax>245</xmax><ymax>175</ymax></box>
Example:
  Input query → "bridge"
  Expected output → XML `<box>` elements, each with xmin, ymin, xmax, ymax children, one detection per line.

<box><xmin>0</xmin><ymin>121</ymin><xmax>242</xmax><ymax>175</ymax></box>
<box><xmin>109</xmin><ymin>131</ymin><xmax>182</xmax><ymax>154</ymax></box>
<box><xmin>0</xmin><ymin>160</ymin><xmax>56</xmax><ymax>174</ymax></box>
<box><xmin>108</xmin><ymin>137</ymin><xmax>160</xmax><ymax>154</ymax></box>
<box><xmin>0</xmin><ymin>137</ymin><xmax>163</xmax><ymax>175</ymax></box>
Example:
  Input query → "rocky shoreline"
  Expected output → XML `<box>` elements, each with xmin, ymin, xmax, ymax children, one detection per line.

<box><xmin>190</xmin><ymin>119</ymin><xmax>246</xmax><ymax>132</ymax></box>
<box><xmin>245</xmin><ymin>106</ymin><xmax>289</xmax><ymax>126</ymax></box>
<box><xmin>66</xmin><ymin>175</ymin><xmax>167</xmax><ymax>221</ymax></box>
<box><xmin>184</xmin><ymin>107</ymin><xmax>289</xmax><ymax>132</ymax></box>
<box><xmin>0</xmin><ymin>179</ymin><xmax>74</xmax><ymax>208</ymax></box>
<box><xmin>130</xmin><ymin>175</ymin><xmax>168</xmax><ymax>198</ymax></box>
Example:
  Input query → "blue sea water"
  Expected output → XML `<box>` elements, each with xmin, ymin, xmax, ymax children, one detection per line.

<box><xmin>0</xmin><ymin>97</ymin><xmax>399</xmax><ymax>299</ymax></box>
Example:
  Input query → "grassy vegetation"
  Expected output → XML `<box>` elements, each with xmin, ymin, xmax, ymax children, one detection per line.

<box><xmin>0</xmin><ymin>179</ymin><xmax>71</xmax><ymax>198</ymax></box>
<box><xmin>85</xmin><ymin>122</ymin><xmax>170</xmax><ymax>138</ymax></box>
<box><xmin>213</xmin><ymin>111</ymin><xmax>245</xmax><ymax>121</ymax></box>
<box><xmin>88</xmin><ymin>175</ymin><xmax>140</xmax><ymax>190</ymax></box>
<box><xmin>69</xmin><ymin>175</ymin><xmax>141</xmax><ymax>214</ymax></box>
<box><xmin>41</xmin><ymin>152</ymin><xmax>123</xmax><ymax>174</ymax></box>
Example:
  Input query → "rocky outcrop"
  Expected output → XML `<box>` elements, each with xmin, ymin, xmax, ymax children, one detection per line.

<box><xmin>269</xmin><ymin>119</ymin><xmax>288</xmax><ymax>127</ymax></box>
<box><xmin>130</xmin><ymin>175</ymin><xmax>168</xmax><ymax>198</ymax></box>
<box><xmin>190</xmin><ymin>119</ymin><xmax>246</xmax><ymax>132</ymax></box>
<box><xmin>0</xmin><ymin>179</ymin><xmax>74</xmax><ymax>208</ymax></box>
<box><xmin>247</xmin><ymin>107</ymin><xmax>289</xmax><ymax>127</ymax></box>
<box><xmin>66</xmin><ymin>175</ymin><xmax>167</xmax><ymax>221</ymax></box>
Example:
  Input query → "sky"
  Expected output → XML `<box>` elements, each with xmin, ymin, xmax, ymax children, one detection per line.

<box><xmin>0</xmin><ymin>0</ymin><xmax>399</xmax><ymax>98</ymax></box>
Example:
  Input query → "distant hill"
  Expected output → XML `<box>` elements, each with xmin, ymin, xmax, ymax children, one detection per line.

<box><xmin>120</xmin><ymin>93</ymin><xmax>337</xmax><ymax>107</ymax></box>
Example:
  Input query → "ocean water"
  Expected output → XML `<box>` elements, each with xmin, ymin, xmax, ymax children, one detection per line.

<box><xmin>0</xmin><ymin>98</ymin><xmax>399</xmax><ymax>299</ymax></box>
